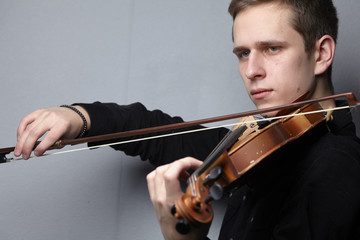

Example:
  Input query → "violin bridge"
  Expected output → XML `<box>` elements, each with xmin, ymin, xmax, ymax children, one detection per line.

<box><xmin>233</xmin><ymin>115</ymin><xmax>264</xmax><ymax>142</ymax></box>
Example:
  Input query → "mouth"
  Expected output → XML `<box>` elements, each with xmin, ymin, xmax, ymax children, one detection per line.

<box><xmin>250</xmin><ymin>88</ymin><xmax>273</xmax><ymax>100</ymax></box>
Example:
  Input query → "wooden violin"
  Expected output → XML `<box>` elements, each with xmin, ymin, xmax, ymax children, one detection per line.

<box><xmin>170</xmin><ymin>95</ymin><xmax>358</xmax><ymax>234</ymax></box>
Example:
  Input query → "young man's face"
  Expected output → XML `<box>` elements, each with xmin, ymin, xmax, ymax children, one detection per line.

<box><xmin>233</xmin><ymin>3</ymin><xmax>317</xmax><ymax>112</ymax></box>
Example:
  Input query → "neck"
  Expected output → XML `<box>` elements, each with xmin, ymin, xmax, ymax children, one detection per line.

<box><xmin>308</xmin><ymin>77</ymin><xmax>336</xmax><ymax>109</ymax></box>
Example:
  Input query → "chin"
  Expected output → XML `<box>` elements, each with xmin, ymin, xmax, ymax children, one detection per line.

<box><xmin>255</xmin><ymin>102</ymin><xmax>275</xmax><ymax>110</ymax></box>
<box><xmin>254</xmin><ymin>102</ymin><xmax>281</xmax><ymax>118</ymax></box>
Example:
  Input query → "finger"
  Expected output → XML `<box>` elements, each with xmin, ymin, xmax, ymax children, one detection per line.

<box><xmin>165</xmin><ymin>157</ymin><xmax>202</xmax><ymax>181</ymax></box>
<box><xmin>33</xmin><ymin>123</ymin><xmax>68</xmax><ymax>156</ymax></box>
<box><xmin>14</xmin><ymin>111</ymin><xmax>44</xmax><ymax>156</ymax></box>
<box><xmin>15</xmin><ymin>108</ymin><xmax>72</xmax><ymax>159</ymax></box>
<box><xmin>163</xmin><ymin>157</ymin><xmax>202</xmax><ymax>198</ymax></box>
<box><xmin>15</xmin><ymin>110</ymin><xmax>56</xmax><ymax>158</ymax></box>
<box><xmin>147</xmin><ymin>164</ymin><xmax>170</xmax><ymax>207</ymax></box>
<box><xmin>153</xmin><ymin>165</ymin><xmax>171</xmax><ymax>201</ymax></box>
<box><xmin>16</xmin><ymin>109</ymin><xmax>44</xmax><ymax>141</ymax></box>
<box><xmin>146</xmin><ymin>170</ymin><xmax>156</xmax><ymax>199</ymax></box>
<box><xmin>18</xmin><ymin>120</ymin><xmax>49</xmax><ymax>159</ymax></box>
<box><xmin>179</xmin><ymin>169</ymin><xmax>191</xmax><ymax>180</ymax></box>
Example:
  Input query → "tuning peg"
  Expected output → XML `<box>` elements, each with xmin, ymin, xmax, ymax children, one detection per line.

<box><xmin>171</xmin><ymin>204</ymin><xmax>191</xmax><ymax>234</ymax></box>
<box><xmin>171</xmin><ymin>204</ymin><xmax>176</xmax><ymax>216</ymax></box>
<box><xmin>204</xmin><ymin>183</ymin><xmax>224</xmax><ymax>203</ymax></box>
<box><xmin>175</xmin><ymin>218</ymin><xmax>191</xmax><ymax>235</ymax></box>
<box><xmin>202</xmin><ymin>166</ymin><xmax>222</xmax><ymax>186</ymax></box>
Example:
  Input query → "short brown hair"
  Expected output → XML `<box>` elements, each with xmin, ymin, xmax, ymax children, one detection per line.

<box><xmin>228</xmin><ymin>0</ymin><xmax>338</xmax><ymax>90</ymax></box>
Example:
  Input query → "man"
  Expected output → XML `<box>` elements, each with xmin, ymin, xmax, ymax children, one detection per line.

<box><xmin>14</xmin><ymin>0</ymin><xmax>360</xmax><ymax>239</ymax></box>
<box><xmin>146</xmin><ymin>1</ymin><xmax>360</xmax><ymax>239</ymax></box>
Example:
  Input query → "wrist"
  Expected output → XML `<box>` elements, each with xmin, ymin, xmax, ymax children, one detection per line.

<box><xmin>60</xmin><ymin>105</ymin><xmax>90</xmax><ymax>138</ymax></box>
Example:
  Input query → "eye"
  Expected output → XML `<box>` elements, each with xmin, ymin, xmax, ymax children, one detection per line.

<box><xmin>236</xmin><ymin>50</ymin><xmax>250</xmax><ymax>60</ymax></box>
<box><xmin>242</xmin><ymin>50</ymin><xmax>250</xmax><ymax>58</ymax></box>
<box><xmin>268</xmin><ymin>46</ymin><xmax>280</xmax><ymax>53</ymax></box>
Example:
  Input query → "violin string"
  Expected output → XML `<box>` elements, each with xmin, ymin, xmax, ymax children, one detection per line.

<box><xmin>7</xmin><ymin>105</ymin><xmax>353</xmax><ymax>162</ymax></box>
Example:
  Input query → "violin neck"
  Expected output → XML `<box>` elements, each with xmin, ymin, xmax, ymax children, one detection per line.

<box><xmin>194</xmin><ymin>125</ymin><xmax>248</xmax><ymax>177</ymax></box>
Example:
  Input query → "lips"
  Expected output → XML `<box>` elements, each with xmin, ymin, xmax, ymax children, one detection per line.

<box><xmin>250</xmin><ymin>88</ymin><xmax>273</xmax><ymax>99</ymax></box>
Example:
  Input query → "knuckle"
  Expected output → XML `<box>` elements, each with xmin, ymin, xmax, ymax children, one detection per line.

<box><xmin>163</xmin><ymin>169</ymin><xmax>178</xmax><ymax>182</ymax></box>
<box><xmin>28</xmin><ymin>126</ymin><xmax>42</xmax><ymax>138</ymax></box>
<box><xmin>146</xmin><ymin>172</ymin><xmax>155</xmax><ymax>182</ymax></box>
<box><xmin>45</xmin><ymin>111</ymin><xmax>59</xmax><ymax>120</ymax></box>
<box><xmin>153</xmin><ymin>194</ymin><xmax>167</xmax><ymax>205</ymax></box>
<box><xmin>45</xmin><ymin>134</ymin><xmax>60</xmax><ymax>144</ymax></box>
<box><xmin>34</xmin><ymin>109</ymin><xmax>49</xmax><ymax>118</ymax></box>
<box><xmin>163</xmin><ymin>172</ymin><xmax>173</xmax><ymax>182</ymax></box>
<box><xmin>155</xmin><ymin>165</ymin><xmax>168</xmax><ymax>174</ymax></box>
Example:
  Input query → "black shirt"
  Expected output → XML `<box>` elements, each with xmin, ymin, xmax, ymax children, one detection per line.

<box><xmin>78</xmin><ymin>101</ymin><xmax>360</xmax><ymax>240</ymax></box>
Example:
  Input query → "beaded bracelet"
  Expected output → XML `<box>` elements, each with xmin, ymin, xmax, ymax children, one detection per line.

<box><xmin>60</xmin><ymin>105</ymin><xmax>88</xmax><ymax>138</ymax></box>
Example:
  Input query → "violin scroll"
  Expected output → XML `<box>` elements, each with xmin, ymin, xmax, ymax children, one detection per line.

<box><xmin>172</xmin><ymin>193</ymin><xmax>213</xmax><ymax>234</ymax></box>
<box><xmin>171</xmin><ymin>125</ymin><xmax>250</xmax><ymax>234</ymax></box>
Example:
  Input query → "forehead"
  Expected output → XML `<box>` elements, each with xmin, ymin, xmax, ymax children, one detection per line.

<box><xmin>233</xmin><ymin>3</ymin><xmax>299</xmax><ymax>46</ymax></box>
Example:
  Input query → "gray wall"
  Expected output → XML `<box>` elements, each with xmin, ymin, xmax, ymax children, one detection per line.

<box><xmin>0</xmin><ymin>0</ymin><xmax>358</xmax><ymax>239</ymax></box>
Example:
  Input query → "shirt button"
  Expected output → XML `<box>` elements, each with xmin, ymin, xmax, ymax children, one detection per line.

<box><xmin>229</xmin><ymin>238</ymin><xmax>233</xmax><ymax>240</ymax></box>
<box><xmin>242</xmin><ymin>195</ymin><xmax>246</xmax><ymax>201</ymax></box>
<box><xmin>250</xmin><ymin>217</ymin><xmax>254</xmax><ymax>223</ymax></box>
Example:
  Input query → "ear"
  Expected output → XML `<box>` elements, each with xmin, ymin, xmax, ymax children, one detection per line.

<box><xmin>314</xmin><ymin>35</ymin><xmax>336</xmax><ymax>75</ymax></box>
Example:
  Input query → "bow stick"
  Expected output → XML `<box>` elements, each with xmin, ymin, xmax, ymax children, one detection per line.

<box><xmin>0</xmin><ymin>92</ymin><xmax>358</xmax><ymax>163</ymax></box>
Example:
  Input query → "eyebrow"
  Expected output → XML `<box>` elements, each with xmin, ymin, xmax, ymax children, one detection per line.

<box><xmin>233</xmin><ymin>40</ymin><xmax>288</xmax><ymax>54</ymax></box>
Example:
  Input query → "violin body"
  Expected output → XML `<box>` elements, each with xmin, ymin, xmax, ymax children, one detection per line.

<box><xmin>173</xmin><ymin>102</ymin><xmax>327</xmax><ymax>234</ymax></box>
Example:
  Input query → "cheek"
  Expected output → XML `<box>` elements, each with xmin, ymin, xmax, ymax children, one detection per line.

<box><xmin>238</xmin><ymin>63</ymin><xmax>246</xmax><ymax>77</ymax></box>
<box><xmin>238</xmin><ymin>65</ymin><xmax>250</xmax><ymax>86</ymax></box>
<box><xmin>292</xmin><ymin>57</ymin><xmax>315</xmax><ymax>90</ymax></box>
<box><xmin>279</xmin><ymin>55</ymin><xmax>313</xmax><ymax>86</ymax></box>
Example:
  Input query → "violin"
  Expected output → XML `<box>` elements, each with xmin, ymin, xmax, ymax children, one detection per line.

<box><xmin>170</xmin><ymin>102</ymin><xmax>327</xmax><ymax>234</ymax></box>
<box><xmin>170</xmin><ymin>93</ymin><xmax>360</xmax><ymax>234</ymax></box>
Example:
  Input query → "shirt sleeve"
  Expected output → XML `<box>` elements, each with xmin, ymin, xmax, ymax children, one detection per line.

<box><xmin>76</xmin><ymin>102</ymin><xmax>229</xmax><ymax>166</ymax></box>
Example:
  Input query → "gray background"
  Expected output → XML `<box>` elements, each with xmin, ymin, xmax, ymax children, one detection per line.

<box><xmin>0</xmin><ymin>0</ymin><xmax>358</xmax><ymax>239</ymax></box>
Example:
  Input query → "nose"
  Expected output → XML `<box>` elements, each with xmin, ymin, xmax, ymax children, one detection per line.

<box><xmin>244</xmin><ymin>52</ymin><xmax>266</xmax><ymax>81</ymax></box>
